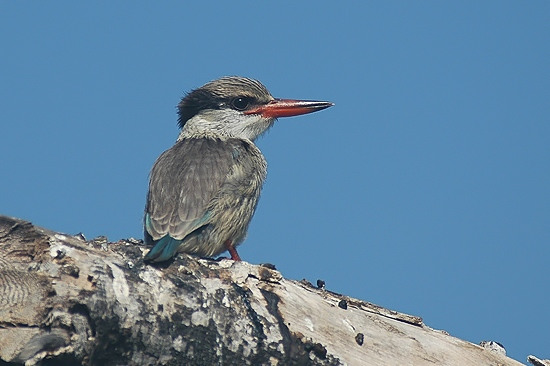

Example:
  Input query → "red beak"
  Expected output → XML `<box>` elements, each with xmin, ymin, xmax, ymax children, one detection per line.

<box><xmin>244</xmin><ymin>99</ymin><xmax>333</xmax><ymax>118</ymax></box>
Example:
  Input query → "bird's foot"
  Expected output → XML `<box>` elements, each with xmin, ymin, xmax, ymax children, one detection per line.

<box><xmin>224</xmin><ymin>240</ymin><xmax>242</xmax><ymax>261</ymax></box>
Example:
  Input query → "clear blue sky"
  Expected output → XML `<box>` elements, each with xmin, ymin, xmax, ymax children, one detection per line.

<box><xmin>1</xmin><ymin>2</ymin><xmax>548</xmax><ymax>362</ymax></box>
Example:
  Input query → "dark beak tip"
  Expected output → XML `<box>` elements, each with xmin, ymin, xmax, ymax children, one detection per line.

<box><xmin>313</xmin><ymin>101</ymin><xmax>334</xmax><ymax>112</ymax></box>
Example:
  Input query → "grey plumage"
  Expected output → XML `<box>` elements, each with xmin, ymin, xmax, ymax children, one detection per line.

<box><xmin>145</xmin><ymin>137</ymin><xmax>266</xmax><ymax>258</ymax></box>
<box><xmin>144</xmin><ymin>76</ymin><xmax>332</xmax><ymax>262</ymax></box>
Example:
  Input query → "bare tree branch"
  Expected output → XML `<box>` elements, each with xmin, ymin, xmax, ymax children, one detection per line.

<box><xmin>0</xmin><ymin>215</ymin><xmax>528</xmax><ymax>365</ymax></box>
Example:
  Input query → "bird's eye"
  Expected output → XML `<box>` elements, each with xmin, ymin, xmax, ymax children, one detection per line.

<box><xmin>231</xmin><ymin>97</ymin><xmax>251</xmax><ymax>111</ymax></box>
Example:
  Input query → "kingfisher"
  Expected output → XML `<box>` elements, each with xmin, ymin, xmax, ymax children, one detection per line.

<box><xmin>143</xmin><ymin>76</ymin><xmax>333</xmax><ymax>262</ymax></box>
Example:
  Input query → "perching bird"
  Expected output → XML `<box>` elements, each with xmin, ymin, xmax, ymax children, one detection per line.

<box><xmin>143</xmin><ymin>76</ymin><xmax>333</xmax><ymax>262</ymax></box>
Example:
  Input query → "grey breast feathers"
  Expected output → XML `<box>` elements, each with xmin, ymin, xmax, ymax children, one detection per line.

<box><xmin>145</xmin><ymin>137</ymin><xmax>266</xmax><ymax>241</ymax></box>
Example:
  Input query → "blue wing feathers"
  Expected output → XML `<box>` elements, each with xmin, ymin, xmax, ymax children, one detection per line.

<box><xmin>143</xmin><ymin>211</ymin><xmax>212</xmax><ymax>262</ymax></box>
<box><xmin>143</xmin><ymin>235</ymin><xmax>183</xmax><ymax>262</ymax></box>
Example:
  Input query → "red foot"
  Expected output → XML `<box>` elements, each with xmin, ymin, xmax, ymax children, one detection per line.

<box><xmin>224</xmin><ymin>240</ymin><xmax>242</xmax><ymax>261</ymax></box>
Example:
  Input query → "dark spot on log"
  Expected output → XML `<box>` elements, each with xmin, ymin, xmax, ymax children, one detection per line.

<box><xmin>62</xmin><ymin>264</ymin><xmax>80</xmax><ymax>278</ymax></box>
<box><xmin>258</xmin><ymin>267</ymin><xmax>274</xmax><ymax>281</ymax></box>
<box><xmin>74</xmin><ymin>232</ymin><xmax>87</xmax><ymax>241</ymax></box>
<box><xmin>260</xmin><ymin>262</ymin><xmax>276</xmax><ymax>270</ymax></box>
<box><xmin>305</xmin><ymin>341</ymin><xmax>327</xmax><ymax>359</ymax></box>
<box><xmin>55</xmin><ymin>249</ymin><xmax>66</xmax><ymax>259</ymax></box>
<box><xmin>355</xmin><ymin>332</ymin><xmax>364</xmax><ymax>346</ymax></box>
<box><xmin>338</xmin><ymin>300</ymin><xmax>347</xmax><ymax>310</ymax></box>
<box><xmin>299</xmin><ymin>279</ymin><xmax>315</xmax><ymax>288</ymax></box>
<box><xmin>47</xmin><ymin>288</ymin><xmax>57</xmax><ymax>297</ymax></box>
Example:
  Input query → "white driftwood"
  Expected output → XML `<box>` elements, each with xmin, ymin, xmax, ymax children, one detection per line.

<box><xmin>0</xmin><ymin>215</ymin><xmax>529</xmax><ymax>365</ymax></box>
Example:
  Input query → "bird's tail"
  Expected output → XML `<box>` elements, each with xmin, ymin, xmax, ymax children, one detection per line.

<box><xmin>143</xmin><ymin>235</ymin><xmax>182</xmax><ymax>262</ymax></box>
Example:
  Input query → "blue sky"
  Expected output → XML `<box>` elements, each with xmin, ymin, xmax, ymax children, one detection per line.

<box><xmin>1</xmin><ymin>1</ymin><xmax>548</xmax><ymax>362</ymax></box>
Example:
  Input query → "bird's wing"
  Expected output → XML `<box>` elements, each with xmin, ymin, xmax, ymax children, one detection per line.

<box><xmin>145</xmin><ymin>137</ymin><xmax>237</xmax><ymax>241</ymax></box>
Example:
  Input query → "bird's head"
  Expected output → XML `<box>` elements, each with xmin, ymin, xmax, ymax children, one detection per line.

<box><xmin>177</xmin><ymin>76</ymin><xmax>333</xmax><ymax>141</ymax></box>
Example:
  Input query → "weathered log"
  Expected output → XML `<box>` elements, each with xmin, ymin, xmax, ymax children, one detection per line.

<box><xmin>0</xmin><ymin>215</ymin><xmax>528</xmax><ymax>365</ymax></box>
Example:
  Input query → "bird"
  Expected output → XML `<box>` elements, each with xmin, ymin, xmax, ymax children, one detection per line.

<box><xmin>143</xmin><ymin>76</ymin><xmax>333</xmax><ymax>262</ymax></box>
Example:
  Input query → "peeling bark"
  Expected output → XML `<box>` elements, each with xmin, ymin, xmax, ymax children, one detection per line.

<box><xmin>0</xmin><ymin>215</ymin><xmax>529</xmax><ymax>365</ymax></box>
